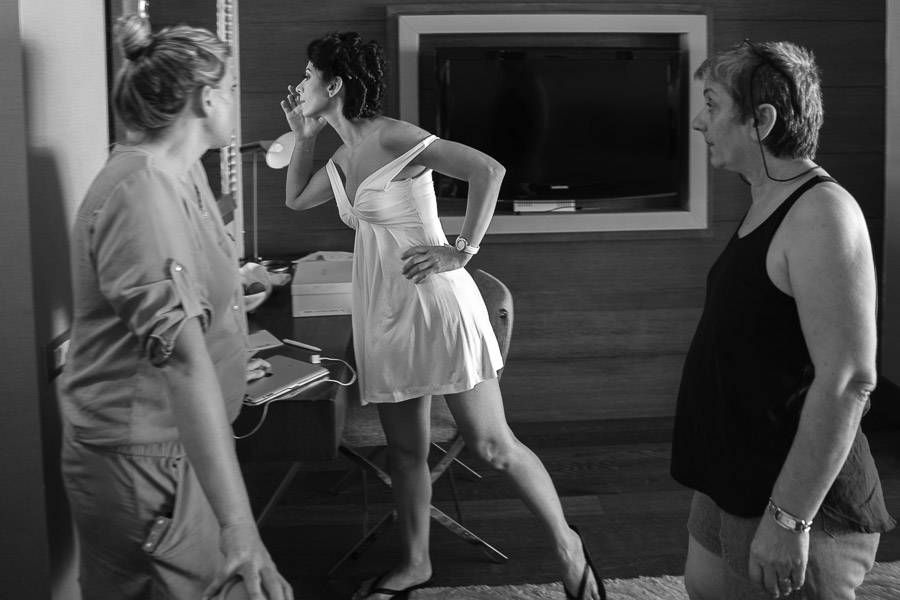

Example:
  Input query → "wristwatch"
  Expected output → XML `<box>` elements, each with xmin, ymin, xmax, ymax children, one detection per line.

<box><xmin>767</xmin><ymin>498</ymin><xmax>813</xmax><ymax>534</ymax></box>
<box><xmin>454</xmin><ymin>236</ymin><xmax>479</xmax><ymax>255</ymax></box>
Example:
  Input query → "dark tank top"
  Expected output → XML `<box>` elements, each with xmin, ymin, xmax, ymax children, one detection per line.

<box><xmin>671</xmin><ymin>175</ymin><xmax>894</xmax><ymax>532</ymax></box>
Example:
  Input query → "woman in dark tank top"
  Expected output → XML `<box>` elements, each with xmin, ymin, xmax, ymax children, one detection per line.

<box><xmin>670</xmin><ymin>40</ymin><xmax>894</xmax><ymax>600</ymax></box>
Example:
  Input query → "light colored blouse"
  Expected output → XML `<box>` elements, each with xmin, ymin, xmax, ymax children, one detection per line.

<box><xmin>61</xmin><ymin>146</ymin><xmax>248</xmax><ymax>446</ymax></box>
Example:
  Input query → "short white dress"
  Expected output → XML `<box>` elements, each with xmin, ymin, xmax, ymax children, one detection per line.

<box><xmin>325</xmin><ymin>134</ymin><xmax>503</xmax><ymax>404</ymax></box>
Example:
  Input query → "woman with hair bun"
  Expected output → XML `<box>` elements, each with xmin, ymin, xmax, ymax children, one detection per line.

<box><xmin>282</xmin><ymin>31</ymin><xmax>605</xmax><ymax>600</ymax></box>
<box><xmin>60</xmin><ymin>15</ymin><xmax>292</xmax><ymax>600</ymax></box>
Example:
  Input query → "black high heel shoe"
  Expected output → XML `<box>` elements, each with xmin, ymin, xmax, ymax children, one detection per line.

<box><xmin>565</xmin><ymin>525</ymin><xmax>606</xmax><ymax>600</ymax></box>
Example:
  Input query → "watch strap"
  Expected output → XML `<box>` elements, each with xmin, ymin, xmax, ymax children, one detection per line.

<box><xmin>767</xmin><ymin>498</ymin><xmax>813</xmax><ymax>534</ymax></box>
<box><xmin>455</xmin><ymin>236</ymin><xmax>479</xmax><ymax>255</ymax></box>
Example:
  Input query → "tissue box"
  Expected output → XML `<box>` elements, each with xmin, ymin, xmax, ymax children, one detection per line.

<box><xmin>291</xmin><ymin>259</ymin><xmax>353</xmax><ymax>317</ymax></box>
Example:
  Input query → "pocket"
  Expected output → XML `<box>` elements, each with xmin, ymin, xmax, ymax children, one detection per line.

<box><xmin>151</xmin><ymin>456</ymin><xmax>219</xmax><ymax>557</ymax></box>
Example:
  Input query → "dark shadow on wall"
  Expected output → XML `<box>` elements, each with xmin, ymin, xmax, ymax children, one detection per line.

<box><xmin>28</xmin><ymin>148</ymin><xmax>76</xmax><ymax>588</ymax></box>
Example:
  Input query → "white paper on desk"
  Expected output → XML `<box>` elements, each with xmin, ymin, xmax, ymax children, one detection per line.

<box><xmin>246</xmin><ymin>329</ymin><xmax>283</xmax><ymax>354</ymax></box>
<box><xmin>294</xmin><ymin>250</ymin><xmax>353</xmax><ymax>263</ymax></box>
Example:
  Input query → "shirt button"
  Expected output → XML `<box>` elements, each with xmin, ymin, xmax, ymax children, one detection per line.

<box><xmin>233</xmin><ymin>305</ymin><xmax>239</xmax><ymax>310</ymax></box>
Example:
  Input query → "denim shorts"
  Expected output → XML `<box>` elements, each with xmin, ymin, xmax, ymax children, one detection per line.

<box><xmin>687</xmin><ymin>491</ymin><xmax>879</xmax><ymax>600</ymax></box>
<box><xmin>62</xmin><ymin>436</ymin><xmax>222</xmax><ymax>600</ymax></box>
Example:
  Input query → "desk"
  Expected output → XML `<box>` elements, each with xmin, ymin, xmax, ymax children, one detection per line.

<box><xmin>233</xmin><ymin>286</ymin><xmax>355</xmax><ymax>462</ymax></box>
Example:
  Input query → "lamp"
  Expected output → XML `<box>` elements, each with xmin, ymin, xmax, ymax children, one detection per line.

<box><xmin>239</xmin><ymin>135</ymin><xmax>292</xmax><ymax>264</ymax></box>
<box><xmin>265</xmin><ymin>131</ymin><xmax>295</xmax><ymax>169</ymax></box>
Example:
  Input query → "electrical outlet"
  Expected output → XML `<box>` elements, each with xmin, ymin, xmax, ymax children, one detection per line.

<box><xmin>47</xmin><ymin>334</ymin><xmax>70</xmax><ymax>381</ymax></box>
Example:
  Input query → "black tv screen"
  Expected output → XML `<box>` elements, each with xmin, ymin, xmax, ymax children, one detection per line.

<box><xmin>433</xmin><ymin>46</ymin><xmax>685</xmax><ymax>205</ymax></box>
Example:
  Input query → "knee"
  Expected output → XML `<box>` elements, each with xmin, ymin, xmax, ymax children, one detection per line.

<box><xmin>469</xmin><ymin>436</ymin><xmax>517</xmax><ymax>472</ymax></box>
<box><xmin>386</xmin><ymin>442</ymin><xmax>429</xmax><ymax>471</ymax></box>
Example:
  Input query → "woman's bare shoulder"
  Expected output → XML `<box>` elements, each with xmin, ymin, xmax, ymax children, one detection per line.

<box><xmin>379</xmin><ymin>118</ymin><xmax>434</xmax><ymax>153</ymax></box>
<box><xmin>788</xmin><ymin>180</ymin><xmax>865</xmax><ymax>237</ymax></box>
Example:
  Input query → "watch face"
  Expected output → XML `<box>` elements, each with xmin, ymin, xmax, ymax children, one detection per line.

<box><xmin>455</xmin><ymin>238</ymin><xmax>467</xmax><ymax>252</ymax></box>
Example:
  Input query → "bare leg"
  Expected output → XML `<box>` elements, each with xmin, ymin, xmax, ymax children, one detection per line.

<box><xmin>445</xmin><ymin>378</ymin><xmax>603</xmax><ymax>600</ymax></box>
<box><xmin>353</xmin><ymin>396</ymin><xmax>434</xmax><ymax>600</ymax></box>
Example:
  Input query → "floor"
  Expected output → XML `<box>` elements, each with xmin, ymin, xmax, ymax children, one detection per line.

<box><xmin>241</xmin><ymin>416</ymin><xmax>900</xmax><ymax>600</ymax></box>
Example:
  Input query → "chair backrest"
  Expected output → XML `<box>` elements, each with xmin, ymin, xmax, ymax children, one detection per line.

<box><xmin>470</xmin><ymin>269</ymin><xmax>514</xmax><ymax>376</ymax></box>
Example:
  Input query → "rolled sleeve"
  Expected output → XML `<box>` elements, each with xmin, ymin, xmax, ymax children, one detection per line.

<box><xmin>92</xmin><ymin>169</ymin><xmax>212</xmax><ymax>365</ymax></box>
<box><xmin>145</xmin><ymin>260</ymin><xmax>212</xmax><ymax>365</ymax></box>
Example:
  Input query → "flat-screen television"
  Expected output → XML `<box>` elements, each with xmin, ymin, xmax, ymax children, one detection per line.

<box><xmin>428</xmin><ymin>44</ymin><xmax>687</xmax><ymax>208</ymax></box>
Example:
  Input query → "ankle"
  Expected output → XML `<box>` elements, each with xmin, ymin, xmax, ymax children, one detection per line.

<box><xmin>398</xmin><ymin>558</ymin><xmax>432</xmax><ymax>576</ymax></box>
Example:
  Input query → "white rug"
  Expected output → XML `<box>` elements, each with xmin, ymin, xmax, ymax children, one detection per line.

<box><xmin>410</xmin><ymin>561</ymin><xmax>900</xmax><ymax>599</ymax></box>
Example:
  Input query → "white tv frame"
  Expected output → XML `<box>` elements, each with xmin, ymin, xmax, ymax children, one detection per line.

<box><xmin>396</xmin><ymin>13</ymin><xmax>709</xmax><ymax>234</ymax></box>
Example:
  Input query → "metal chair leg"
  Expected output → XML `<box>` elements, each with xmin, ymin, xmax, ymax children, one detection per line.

<box><xmin>329</xmin><ymin>440</ymin><xmax>508</xmax><ymax>573</ymax></box>
<box><xmin>431</xmin><ymin>441</ymin><xmax>481</xmax><ymax>479</ymax></box>
<box><xmin>330</xmin><ymin>446</ymin><xmax>387</xmax><ymax>495</ymax></box>
<box><xmin>256</xmin><ymin>462</ymin><xmax>302</xmax><ymax>528</ymax></box>
<box><xmin>430</xmin><ymin>505</ymin><xmax>508</xmax><ymax>563</ymax></box>
<box><xmin>429</xmin><ymin>437</ymin><xmax>465</xmax><ymax>483</ymax></box>
<box><xmin>327</xmin><ymin>510</ymin><xmax>398</xmax><ymax>578</ymax></box>
<box><xmin>447</xmin><ymin>462</ymin><xmax>464</xmax><ymax>524</ymax></box>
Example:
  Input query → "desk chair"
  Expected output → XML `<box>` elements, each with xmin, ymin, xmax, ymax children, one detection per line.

<box><xmin>328</xmin><ymin>269</ymin><xmax>514</xmax><ymax>576</ymax></box>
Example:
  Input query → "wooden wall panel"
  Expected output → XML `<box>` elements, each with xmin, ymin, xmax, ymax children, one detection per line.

<box><xmin>230</xmin><ymin>0</ymin><xmax>886</xmax><ymax>422</ymax></box>
<box><xmin>500</xmin><ymin>354</ymin><xmax>687</xmax><ymax>421</ymax></box>
<box><xmin>712</xmin><ymin>22</ymin><xmax>884</xmax><ymax>87</ymax></box>
<box><xmin>242</xmin><ymin>0</ymin><xmax>885</xmax><ymax>24</ymax></box>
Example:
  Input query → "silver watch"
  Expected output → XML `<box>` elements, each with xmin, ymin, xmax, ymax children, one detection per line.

<box><xmin>767</xmin><ymin>498</ymin><xmax>813</xmax><ymax>533</ymax></box>
<box><xmin>454</xmin><ymin>236</ymin><xmax>479</xmax><ymax>255</ymax></box>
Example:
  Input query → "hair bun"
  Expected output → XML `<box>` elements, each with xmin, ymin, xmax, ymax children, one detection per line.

<box><xmin>116</xmin><ymin>15</ymin><xmax>153</xmax><ymax>61</ymax></box>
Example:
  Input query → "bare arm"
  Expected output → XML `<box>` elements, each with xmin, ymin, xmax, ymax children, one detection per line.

<box><xmin>773</xmin><ymin>187</ymin><xmax>876</xmax><ymax>520</ymax></box>
<box><xmin>165</xmin><ymin>317</ymin><xmax>292</xmax><ymax>600</ymax></box>
<box><xmin>285</xmin><ymin>138</ymin><xmax>333</xmax><ymax>211</ymax></box>
<box><xmin>749</xmin><ymin>186</ymin><xmax>877</xmax><ymax>594</ymax></box>
<box><xmin>281</xmin><ymin>85</ymin><xmax>333</xmax><ymax>211</ymax></box>
<box><xmin>414</xmin><ymin>135</ymin><xmax>505</xmax><ymax>248</ymax></box>
<box><xmin>394</xmin><ymin>122</ymin><xmax>505</xmax><ymax>283</ymax></box>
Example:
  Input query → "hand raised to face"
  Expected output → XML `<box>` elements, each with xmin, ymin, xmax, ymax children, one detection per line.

<box><xmin>280</xmin><ymin>85</ymin><xmax>327</xmax><ymax>139</ymax></box>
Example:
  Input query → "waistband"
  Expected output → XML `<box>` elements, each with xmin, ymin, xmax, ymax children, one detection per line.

<box><xmin>66</xmin><ymin>434</ymin><xmax>186</xmax><ymax>459</ymax></box>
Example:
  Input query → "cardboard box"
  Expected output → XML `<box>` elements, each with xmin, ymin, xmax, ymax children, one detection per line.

<box><xmin>291</xmin><ymin>259</ymin><xmax>353</xmax><ymax>317</ymax></box>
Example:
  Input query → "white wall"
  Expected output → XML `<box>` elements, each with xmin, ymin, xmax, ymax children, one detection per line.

<box><xmin>885</xmin><ymin>1</ymin><xmax>900</xmax><ymax>384</ymax></box>
<box><xmin>0</xmin><ymin>0</ymin><xmax>109</xmax><ymax>596</ymax></box>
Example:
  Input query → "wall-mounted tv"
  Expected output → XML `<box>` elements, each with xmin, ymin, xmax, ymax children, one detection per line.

<box><xmin>424</xmin><ymin>40</ymin><xmax>687</xmax><ymax>210</ymax></box>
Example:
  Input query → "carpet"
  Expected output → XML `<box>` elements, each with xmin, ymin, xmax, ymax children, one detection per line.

<box><xmin>410</xmin><ymin>561</ymin><xmax>900</xmax><ymax>599</ymax></box>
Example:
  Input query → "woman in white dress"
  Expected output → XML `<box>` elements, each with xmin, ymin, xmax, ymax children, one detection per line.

<box><xmin>281</xmin><ymin>31</ymin><xmax>605</xmax><ymax>600</ymax></box>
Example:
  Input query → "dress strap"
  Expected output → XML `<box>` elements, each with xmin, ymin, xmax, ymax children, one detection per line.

<box><xmin>325</xmin><ymin>159</ymin><xmax>351</xmax><ymax>207</ymax></box>
<box><xmin>376</xmin><ymin>134</ymin><xmax>439</xmax><ymax>189</ymax></box>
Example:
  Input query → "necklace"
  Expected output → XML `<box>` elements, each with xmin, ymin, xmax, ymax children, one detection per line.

<box><xmin>743</xmin><ymin>127</ymin><xmax>820</xmax><ymax>184</ymax></box>
<box><xmin>739</xmin><ymin>160</ymin><xmax>820</xmax><ymax>186</ymax></box>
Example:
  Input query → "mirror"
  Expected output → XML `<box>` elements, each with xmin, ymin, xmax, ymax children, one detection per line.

<box><xmin>105</xmin><ymin>0</ymin><xmax>245</xmax><ymax>256</ymax></box>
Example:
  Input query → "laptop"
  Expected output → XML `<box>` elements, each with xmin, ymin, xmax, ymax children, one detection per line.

<box><xmin>243</xmin><ymin>354</ymin><xmax>329</xmax><ymax>406</ymax></box>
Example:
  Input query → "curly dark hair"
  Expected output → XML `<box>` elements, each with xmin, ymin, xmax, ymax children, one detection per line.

<box><xmin>307</xmin><ymin>31</ymin><xmax>387</xmax><ymax>120</ymax></box>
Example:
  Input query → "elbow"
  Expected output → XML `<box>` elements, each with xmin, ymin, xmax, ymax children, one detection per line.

<box><xmin>846</xmin><ymin>370</ymin><xmax>878</xmax><ymax>403</ymax></box>
<box><xmin>487</xmin><ymin>159</ymin><xmax>506</xmax><ymax>185</ymax></box>
<box><xmin>823</xmin><ymin>365</ymin><xmax>878</xmax><ymax>404</ymax></box>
